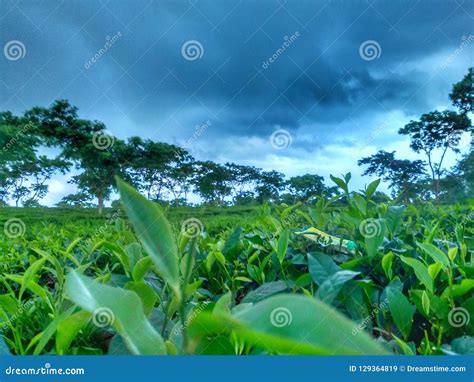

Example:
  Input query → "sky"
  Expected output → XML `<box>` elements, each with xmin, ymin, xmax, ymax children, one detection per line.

<box><xmin>1</xmin><ymin>0</ymin><xmax>473</xmax><ymax>205</ymax></box>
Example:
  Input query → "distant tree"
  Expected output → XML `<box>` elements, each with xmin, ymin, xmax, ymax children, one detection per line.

<box><xmin>358</xmin><ymin>150</ymin><xmax>426</xmax><ymax>201</ymax></box>
<box><xmin>287</xmin><ymin>174</ymin><xmax>330</xmax><ymax>201</ymax></box>
<box><xmin>224</xmin><ymin>163</ymin><xmax>259</xmax><ymax>203</ymax></box>
<box><xmin>163</xmin><ymin>151</ymin><xmax>195</xmax><ymax>205</ymax></box>
<box><xmin>57</xmin><ymin>193</ymin><xmax>95</xmax><ymax>208</ymax></box>
<box><xmin>399</xmin><ymin>110</ymin><xmax>471</xmax><ymax>198</ymax></box>
<box><xmin>450</xmin><ymin>67</ymin><xmax>473</xmax><ymax>115</ymax></box>
<box><xmin>255</xmin><ymin>170</ymin><xmax>285</xmax><ymax>202</ymax></box>
<box><xmin>194</xmin><ymin>161</ymin><xmax>232</xmax><ymax>204</ymax></box>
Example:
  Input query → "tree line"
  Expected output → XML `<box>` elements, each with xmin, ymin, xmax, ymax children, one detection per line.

<box><xmin>0</xmin><ymin>68</ymin><xmax>472</xmax><ymax>211</ymax></box>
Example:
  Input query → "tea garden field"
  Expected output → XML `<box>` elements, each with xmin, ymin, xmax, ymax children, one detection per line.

<box><xmin>0</xmin><ymin>178</ymin><xmax>473</xmax><ymax>356</ymax></box>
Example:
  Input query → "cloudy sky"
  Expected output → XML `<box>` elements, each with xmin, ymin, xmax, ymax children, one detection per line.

<box><xmin>1</xmin><ymin>0</ymin><xmax>473</xmax><ymax>205</ymax></box>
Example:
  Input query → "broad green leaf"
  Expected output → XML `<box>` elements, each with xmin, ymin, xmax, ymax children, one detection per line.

<box><xmin>330</xmin><ymin>175</ymin><xmax>348</xmax><ymax>194</ymax></box>
<box><xmin>428</xmin><ymin>262</ymin><xmax>443</xmax><ymax>280</ymax></box>
<box><xmin>277</xmin><ymin>229</ymin><xmax>289</xmax><ymax>264</ymax></box>
<box><xmin>386</xmin><ymin>287</ymin><xmax>414</xmax><ymax>339</ymax></box>
<box><xmin>392</xmin><ymin>334</ymin><xmax>415</xmax><ymax>355</ymax></box>
<box><xmin>381</xmin><ymin>252</ymin><xmax>394</xmax><ymax>280</ymax></box>
<box><xmin>116</xmin><ymin>178</ymin><xmax>180</xmax><ymax>298</ymax></box>
<box><xmin>384</xmin><ymin>206</ymin><xmax>406</xmax><ymax>238</ymax></box>
<box><xmin>19</xmin><ymin>257</ymin><xmax>48</xmax><ymax>300</ymax></box>
<box><xmin>132</xmin><ymin>257</ymin><xmax>153</xmax><ymax>282</ymax></box>
<box><xmin>315</xmin><ymin>270</ymin><xmax>360</xmax><ymax>304</ymax></box>
<box><xmin>56</xmin><ymin>310</ymin><xmax>91</xmax><ymax>355</ymax></box>
<box><xmin>400</xmin><ymin>256</ymin><xmax>433</xmax><ymax>292</ymax></box>
<box><xmin>307</xmin><ymin>252</ymin><xmax>340</xmax><ymax>285</ymax></box>
<box><xmin>242</xmin><ymin>281</ymin><xmax>288</xmax><ymax>303</ymax></box>
<box><xmin>34</xmin><ymin>306</ymin><xmax>76</xmax><ymax>355</ymax></box>
<box><xmin>65</xmin><ymin>270</ymin><xmax>166</xmax><ymax>355</ymax></box>
<box><xmin>365</xmin><ymin>178</ymin><xmax>381</xmax><ymax>199</ymax></box>
<box><xmin>188</xmin><ymin>294</ymin><xmax>388</xmax><ymax>355</ymax></box>
<box><xmin>124</xmin><ymin>281</ymin><xmax>158</xmax><ymax>315</ymax></box>
<box><xmin>421</xmin><ymin>290</ymin><xmax>430</xmax><ymax>316</ymax></box>
<box><xmin>362</xmin><ymin>219</ymin><xmax>385</xmax><ymax>257</ymax></box>
<box><xmin>441</xmin><ymin>279</ymin><xmax>474</xmax><ymax>299</ymax></box>
<box><xmin>417</xmin><ymin>242</ymin><xmax>450</xmax><ymax>268</ymax></box>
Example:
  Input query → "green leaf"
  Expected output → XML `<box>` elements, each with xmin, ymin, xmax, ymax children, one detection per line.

<box><xmin>428</xmin><ymin>262</ymin><xmax>443</xmax><ymax>280</ymax></box>
<box><xmin>400</xmin><ymin>256</ymin><xmax>433</xmax><ymax>292</ymax></box>
<box><xmin>392</xmin><ymin>334</ymin><xmax>415</xmax><ymax>355</ymax></box>
<box><xmin>277</xmin><ymin>229</ymin><xmax>289</xmax><ymax>264</ymax></box>
<box><xmin>132</xmin><ymin>257</ymin><xmax>153</xmax><ymax>282</ymax></box>
<box><xmin>441</xmin><ymin>279</ymin><xmax>474</xmax><ymax>299</ymax></box>
<box><xmin>381</xmin><ymin>252</ymin><xmax>394</xmax><ymax>280</ymax></box>
<box><xmin>417</xmin><ymin>242</ymin><xmax>450</xmax><ymax>268</ymax></box>
<box><xmin>315</xmin><ymin>270</ymin><xmax>360</xmax><ymax>304</ymax></box>
<box><xmin>384</xmin><ymin>206</ymin><xmax>406</xmax><ymax>238</ymax></box>
<box><xmin>124</xmin><ymin>281</ymin><xmax>158</xmax><ymax>315</ymax></box>
<box><xmin>330</xmin><ymin>175</ymin><xmax>348</xmax><ymax>194</ymax></box>
<box><xmin>56</xmin><ymin>310</ymin><xmax>91</xmax><ymax>355</ymax></box>
<box><xmin>421</xmin><ymin>290</ymin><xmax>430</xmax><ymax>316</ymax></box>
<box><xmin>386</xmin><ymin>287</ymin><xmax>414</xmax><ymax>339</ymax></box>
<box><xmin>242</xmin><ymin>281</ymin><xmax>288</xmax><ymax>303</ymax></box>
<box><xmin>362</xmin><ymin>219</ymin><xmax>385</xmax><ymax>257</ymax></box>
<box><xmin>307</xmin><ymin>252</ymin><xmax>340</xmax><ymax>285</ymax></box>
<box><xmin>65</xmin><ymin>270</ymin><xmax>166</xmax><ymax>355</ymax></box>
<box><xmin>188</xmin><ymin>294</ymin><xmax>388</xmax><ymax>355</ymax></box>
<box><xmin>442</xmin><ymin>336</ymin><xmax>474</xmax><ymax>355</ymax></box>
<box><xmin>365</xmin><ymin>178</ymin><xmax>381</xmax><ymax>199</ymax></box>
<box><xmin>116</xmin><ymin>178</ymin><xmax>180</xmax><ymax>299</ymax></box>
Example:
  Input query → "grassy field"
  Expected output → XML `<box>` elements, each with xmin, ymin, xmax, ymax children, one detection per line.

<box><xmin>0</xmin><ymin>182</ymin><xmax>473</xmax><ymax>356</ymax></box>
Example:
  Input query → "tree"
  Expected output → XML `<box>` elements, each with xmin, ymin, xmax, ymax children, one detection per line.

<box><xmin>399</xmin><ymin>110</ymin><xmax>471</xmax><ymax>198</ymax></box>
<box><xmin>224</xmin><ymin>163</ymin><xmax>259</xmax><ymax>203</ymax></box>
<box><xmin>194</xmin><ymin>161</ymin><xmax>232</xmax><ymax>204</ymax></box>
<box><xmin>358</xmin><ymin>150</ymin><xmax>426</xmax><ymax>201</ymax></box>
<box><xmin>287</xmin><ymin>174</ymin><xmax>330</xmax><ymax>201</ymax></box>
<box><xmin>255</xmin><ymin>170</ymin><xmax>285</xmax><ymax>203</ymax></box>
<box><xmin>450</xmin><ymin>67</ymin><xmax>473</xmax><ymax>115</ymax></box>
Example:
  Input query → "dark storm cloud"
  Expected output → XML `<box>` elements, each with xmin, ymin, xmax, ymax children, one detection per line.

<box><xmin>1</xmin><ymin>0</ymin><xmax>473</xmax><ymax>152</ymax></box>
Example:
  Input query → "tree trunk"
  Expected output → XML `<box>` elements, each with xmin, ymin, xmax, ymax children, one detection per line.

<box><xmin>98</xmin><ymin>192</ymin><xmax>104</xmax><ymax>215</ymax></box>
